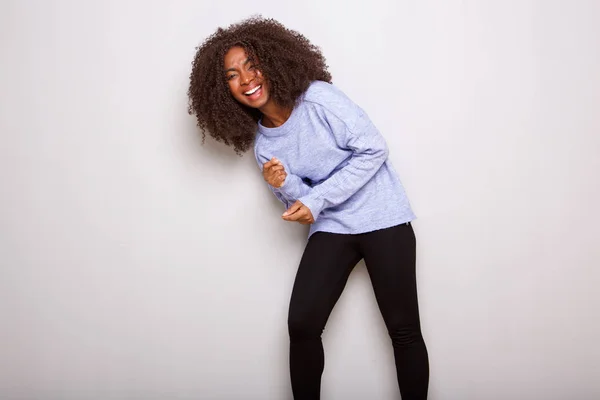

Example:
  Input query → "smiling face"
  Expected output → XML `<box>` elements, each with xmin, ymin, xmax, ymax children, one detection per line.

<box><xmin>224</xmin><ymin>46</ymin><xmax>271</xmax><ymax>110</ymax></box>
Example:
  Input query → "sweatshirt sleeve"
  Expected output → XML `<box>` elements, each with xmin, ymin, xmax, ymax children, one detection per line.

<box><xmin>297</xmin><ymin>87</ymin><xmax>389</xmax><ymax>219</ymax></box>
<box><xmin>254</xmin><ymin>149</ymin><xmax>313</xmax><ymax>209</ymax></box>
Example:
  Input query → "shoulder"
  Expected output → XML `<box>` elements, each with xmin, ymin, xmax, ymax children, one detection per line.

<box><xmin>301</xmin><ymin>80</ymin><xmax>363</xmax><ymax>127</ymax></box>
<box><xmin>303</xmin><ymin>80</ymin><xmax>353</xmax><ymax>106</ymax></box>
<box><xmin>253</xmin><ymin>132</ymin><xmax>267</xmax><ymax>165</ymax></box>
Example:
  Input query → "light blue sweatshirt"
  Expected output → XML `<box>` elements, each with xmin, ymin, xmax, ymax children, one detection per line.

<box><xmin>254</xmin><ymin>80</ymin><xmax>416</xmax><ymax>238</ymax></box>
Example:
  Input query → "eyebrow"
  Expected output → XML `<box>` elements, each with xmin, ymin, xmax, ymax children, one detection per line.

<box><xmin>225</xmin><ymin>58</ymin><xmax>251</xmax><ymax>73</ymax></box>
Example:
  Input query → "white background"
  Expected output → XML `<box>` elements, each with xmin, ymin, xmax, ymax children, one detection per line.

<box><xmin>1</xmin><ymin>0</ymin><xmax>599</xmax><ymax>399</ymax></box>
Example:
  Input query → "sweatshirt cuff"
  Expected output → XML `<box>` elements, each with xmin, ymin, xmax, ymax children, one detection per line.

<box><xmin>298</xmin><ymin>193</ymin><xmax>325</xmax><ymax>221</ymax></box>
<box><xmin>273</xmin><ymin>174</ymin><xmax>308</xmax><ymax>201</ymax></box>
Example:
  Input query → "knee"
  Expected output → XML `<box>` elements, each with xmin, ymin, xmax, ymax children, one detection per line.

<box><xmin>388</xmin><ymin>324</ymin><xmax>424</xmax><ymax>347</ymax></box>
<box><xmin>288</xmin><ymin>311</ymin><xmax>323</xmax><ymax>341</ymax></box>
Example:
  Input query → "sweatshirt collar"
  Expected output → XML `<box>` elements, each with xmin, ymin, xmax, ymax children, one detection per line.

<box><xmin>257</xmin><ymin>103</ymin><xmax>301</xmax><ymax>137</ymax></box>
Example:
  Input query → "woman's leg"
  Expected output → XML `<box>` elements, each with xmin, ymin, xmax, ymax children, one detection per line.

<box><xmin>360</xmin><ymin>223</ymin><xmax>429</xmax><ymax>400</ymax></box>
<box><xmin>288</xmin><ymin>232</ymin><xmax>362</xmax><ymax>400</ymax></box>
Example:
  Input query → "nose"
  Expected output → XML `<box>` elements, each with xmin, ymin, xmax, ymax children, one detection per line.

<box><xmin>240</xmin><ymin>70</ymin><xmax>254</xmax><ymax>86</ymax></box>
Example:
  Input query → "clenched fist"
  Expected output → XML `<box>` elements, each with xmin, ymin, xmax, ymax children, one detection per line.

<box><xmin>262</xmin><ymin>157</ymin><xmax>287</xmax><ymax>188</ymax></box>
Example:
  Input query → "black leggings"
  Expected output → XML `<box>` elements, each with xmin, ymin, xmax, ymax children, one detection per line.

<box><xmin>288</xmin><ymin>223</ymin><xmax>429</xmax><ymax>399</ymax></box>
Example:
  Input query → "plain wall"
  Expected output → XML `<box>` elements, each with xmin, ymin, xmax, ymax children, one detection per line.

<box><xmin>1</xmin><ymin>0</ymin><xmax>599</xmax><ymax>399</ymax></box>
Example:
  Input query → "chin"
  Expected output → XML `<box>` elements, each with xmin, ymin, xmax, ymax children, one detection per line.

<box><xmin>253</xmin><ymin>99</ymin><xmax>269</xmax><ymax>109</ymax></box>
<box><xmin>241</xmin><ymin>97</ymin><xmax>268</xmax><ymax>110</ymax></box>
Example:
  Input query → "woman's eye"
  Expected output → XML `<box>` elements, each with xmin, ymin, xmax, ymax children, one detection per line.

<box><xmin>226</xmin><ymin>74</ymin><xmax>236</xmax><ymax>81</ymax></box>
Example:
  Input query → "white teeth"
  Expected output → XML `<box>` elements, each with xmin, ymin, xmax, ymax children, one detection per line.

<box><xmin>244</xmin><ymin>85</ymin><xmax>261</xmax><ymax>95</ymax></box>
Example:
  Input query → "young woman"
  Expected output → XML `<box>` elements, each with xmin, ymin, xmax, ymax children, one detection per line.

<box><xmin>188</xmin><ymin>16</ymin><xmax>429</xmax><ymax>399</ymax></box>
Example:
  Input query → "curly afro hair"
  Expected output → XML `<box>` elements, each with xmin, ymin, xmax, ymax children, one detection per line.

<box><xmin>187</xmin><ymin>16</ymin><xmax>332</xmax><ymax>154</ymax></box>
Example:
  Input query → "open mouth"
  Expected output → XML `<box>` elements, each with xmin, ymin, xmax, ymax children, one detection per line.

<box><xmin>244</xmin><ymin>85</ymin><xmax>262</xmax><ymax>96</ymax></box>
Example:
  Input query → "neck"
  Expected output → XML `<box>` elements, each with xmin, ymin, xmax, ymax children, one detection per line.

<box><xmin>259</xmin><ymin>101</ymin><xmax>292</xmax><ymax>128</ymax></box>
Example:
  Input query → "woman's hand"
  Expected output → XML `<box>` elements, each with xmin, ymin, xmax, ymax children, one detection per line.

<box><xmin>263</xmin><ymin>157</ymin><xmax>287</xmax><ymax>188</ymax></box>
<box><xmin>282</xmin><ymin>200</ymin><xmax>315</xmax><ymax>225</ymax></box>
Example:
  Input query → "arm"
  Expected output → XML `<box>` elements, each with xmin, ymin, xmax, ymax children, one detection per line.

<box><xmin>273</xmin><ymin>172</ymin><xmax>313</xmax><ymax>203</ymax></box>
<box><xmin>298</xmin><ymin>109</ymin><xmax>389</xmax><ymax>220</ymax></box>
<box><xmin>254</xmin><ymin>153</ymin><xmax>313</xmax><ymax>208</ymax></box>
<box><xmin>260</xmin><ymin>159</ymin><xmax>316</xmax><ymax>225</ymax></box>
